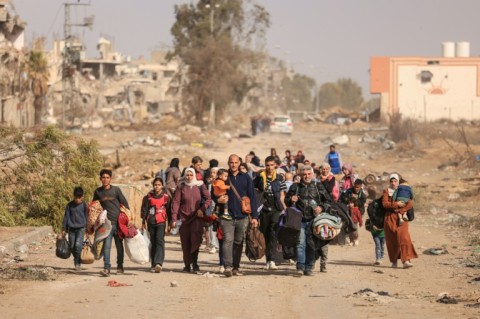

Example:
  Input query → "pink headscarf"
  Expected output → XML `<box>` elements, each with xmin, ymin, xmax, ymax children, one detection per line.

<box><xmin>342</xmin><ymin>163</ymin><xmax>353</xmax><ymax>175</ymax></box>
<box><xmin>341</xmin><ymin>163</ymin><xmax>355</xmax><ymax>190</ymax></box>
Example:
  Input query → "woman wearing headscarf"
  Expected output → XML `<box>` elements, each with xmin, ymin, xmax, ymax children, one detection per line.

<box><xmin>319</xmin><ymin>162</ymin><xmax>339</xmax><ymax>202</ymax></box>
<box><xmin>340</xmin><ymin>163</ymin><xmax>357</xmax><ymax>193</ymax></box>
<box><xmin>382</xmin><ymin>173</ymin><xmax>417</xmax><ymax>268</ymax></box>
<box><xmin>171</xmin><ymin>168</ymin><xmax>212</xmax><ymax>273</ymax></box>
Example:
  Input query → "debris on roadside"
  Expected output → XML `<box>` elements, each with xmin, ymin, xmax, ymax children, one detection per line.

<box><xmin>436</xmin><ymin>292</ymin><xmax>458</xmax><ymax>304</ymax></box>
<box><xmin>0</xmin><ymin>265</ymin><xmax>57</xmax><ymax>281</ymax></box>
<box><xmin>423</xmin><ymin>248</ymin><xmax>449</xmax><ymax>255</ymax></box>
<box><xmin>107</xmin><ymin>280</ymin><xmax>132</xmax><ymax>287</ymax></box>
<box><xmin>349</xmin><ymin>288</ymin><xmax>397</xmax><ymax>304</ymax></box>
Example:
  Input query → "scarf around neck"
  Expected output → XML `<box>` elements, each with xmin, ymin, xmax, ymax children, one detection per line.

<box><xmin>183</xmin><ymin>167</ymin><xmax>204</xmax><ymax>187</ymax></box>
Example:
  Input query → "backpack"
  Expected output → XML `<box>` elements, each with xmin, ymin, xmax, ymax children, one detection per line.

<box><xmin>245</xmin><ymin>223</ymin><xmax>266</xmax><ymax>261</ymax></box>
<box><xmin>276</xmin><ymin>206</ymin><xmax>302</xmax><ymax>247</ymax></box>
<box><xmin>367</xmin><ymin>196</ymin><xmax>386</xmax><ymax>229</ymax></box>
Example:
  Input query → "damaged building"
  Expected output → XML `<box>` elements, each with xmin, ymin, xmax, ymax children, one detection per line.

<box><xmin>0</xmin><ymin>0</ymin><xmax>30</xmax><ymax>127</ymax></box>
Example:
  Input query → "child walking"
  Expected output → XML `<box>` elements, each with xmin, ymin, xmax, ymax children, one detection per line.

<box><xmin>212</xmin><ymin>169</ymin><xmax>231</xmax><ymax>220</ymax></box>
<box><xmin>370</xmin><ymin>222</ymin><xmax>386</xmax><ymax>265</ymax></box>
<box><xmin>348</xmin><ymin>198</ymin><xmax>363</xmax><ymax>246</ymax></box>
<box><xmin>61</xmin><ymin>186</ymin><xmax>88</xmax><ymax>271</ymax></box>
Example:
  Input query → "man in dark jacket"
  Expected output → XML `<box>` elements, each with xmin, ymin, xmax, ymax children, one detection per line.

<box><xmin>218</xmin><ymin>154</ymin><xmax>258</xmax><ymax>277</ymax></box>
<box><xmin>285</xmin><ymin>165</ymin><xmax>330</xmax><ymax>276</ymax></box>
<box><xmin>254</xmin><ymin>156</ymin><xmax>286</xmax><ymax>271</ymax></box>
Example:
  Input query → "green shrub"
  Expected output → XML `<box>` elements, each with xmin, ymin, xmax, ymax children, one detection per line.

<box><xmin>0</xmin><ymin>126</ymin><xmax>103</xmax><ymax>231</ymax></box>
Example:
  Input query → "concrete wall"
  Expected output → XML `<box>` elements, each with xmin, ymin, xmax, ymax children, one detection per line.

<box><xmin>1</xmin><ymin>96</ymin><xmax>34</xmax><ymax>127</ymax></box>
<box><xmin>397</xmin><ymin>65</ymin><xmax>480</xmax><ymax>121</ymax></box>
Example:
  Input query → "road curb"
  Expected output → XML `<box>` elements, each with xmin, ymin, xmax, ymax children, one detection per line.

<box><xmin>0</xmin><ymin>226</ymin><xmax>53</xmax><ymax>255</ymax></box>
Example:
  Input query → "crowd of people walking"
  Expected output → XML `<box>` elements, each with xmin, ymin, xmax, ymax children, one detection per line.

<box><xmin>61</xmin><ymin>145</ymin><xmax>417</xmax><ymax>277</ymax></box>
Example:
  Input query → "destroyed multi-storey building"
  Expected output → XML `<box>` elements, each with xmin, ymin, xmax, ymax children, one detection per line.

<box><xmin>0</xmin><ymin>0</ymin><xmax>30</xmax><ymax>127</ymax></box>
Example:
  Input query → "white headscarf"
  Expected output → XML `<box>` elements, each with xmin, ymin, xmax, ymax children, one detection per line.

<box><xmin>388</xmin><ymin>173</ymin><xmax>399</xmax><ymax>196</ymax></box>
<box><xmin>183</xmin><ymin>167</ymin><xmax>204</xmax><ymax>187</ymax></box>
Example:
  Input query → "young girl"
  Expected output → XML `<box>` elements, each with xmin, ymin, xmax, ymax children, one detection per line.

<box><xmin>348</xmin><ymin>198</ymin><xmax>363</xmax><ymax>246</ymax></box>
<box><xmin>141</xmin><ymin>177</ymin><xmax>169</xmax><ymax>273</ymax></box>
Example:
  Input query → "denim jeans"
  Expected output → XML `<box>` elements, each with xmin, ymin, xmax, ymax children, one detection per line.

<box><xmin>148</xmin><ymin>223</ymin><xmax>165</xmax><ymax>267</ymax></box>
<box><xmin>296</xmin><ymin>220</ymin><xmax>315</xmax><ymax>271</ymax></box>
<box><xmin>220</xmin><ymin>218</ymin><xmax>248</xmax><ymax>269</ymax></box>
<box><xmin>103</xmin><ymin>223</ymin><xmax>124</xmax><ymax>270</ymax></box>
<box><xmin>69</xmin><ymin>228</ymin><xmax>85</xmax><ymax>266</ymax></box>
<box><xmin>373</xmin><ymin>234</ymin><xmax>385</xmax><ymax>260</ymax></box>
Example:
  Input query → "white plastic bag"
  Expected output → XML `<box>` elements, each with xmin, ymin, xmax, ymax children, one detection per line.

<box><xmin>125</xmin><ymin>232</ymin><xmax>149</xmax><ymax>264</ymax></box>
<box><xmin>142</xmin><ymin>229</ymin><xmax>151</xmax><ymax>251</ymax></box>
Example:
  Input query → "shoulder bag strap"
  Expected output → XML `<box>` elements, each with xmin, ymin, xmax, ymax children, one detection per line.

<box><xmin>229</xmin><ymin>178</ymin><xmax>242</xmax><ymax>201</ymax></box>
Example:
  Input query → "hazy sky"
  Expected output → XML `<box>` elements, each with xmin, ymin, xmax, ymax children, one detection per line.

<box><xmin>12</xmin><ymin>0</ymin><xmax>480</xmax><ymax>98</ymax></box>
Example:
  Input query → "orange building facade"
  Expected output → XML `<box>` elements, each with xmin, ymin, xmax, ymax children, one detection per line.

<box><xmin>370</xmin><ymin>55</ymin><xmax>480</xmax><ymax>122</ymax></box>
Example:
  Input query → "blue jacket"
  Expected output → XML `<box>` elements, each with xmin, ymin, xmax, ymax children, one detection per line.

<box><xmin>326</xmin><ymin>151</ymin><xmax>342</xmax><ymax>175</ymax></box>
<box><xmin>227</xmin><ymin>171</ymin><xmax>258</xmax><ymax>219</ymax></box>
<box><xmin>62</xmin><ymin>201</ymin><xmax>87</xmax><ymax>231</ymax></box>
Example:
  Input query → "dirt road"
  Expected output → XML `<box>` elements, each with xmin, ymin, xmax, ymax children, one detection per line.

<box><xmin>1</xmin><ymin>121</ymin><xmax>479</xmax><ymax>318</ymax></box>
<box><xmin>1</xmin><ymin>216</ymin><xmax>478</xmax><ymax>319</ymax></box>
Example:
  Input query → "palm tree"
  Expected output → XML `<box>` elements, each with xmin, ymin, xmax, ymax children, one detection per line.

<box><xmin>27</xmin><ymin>51</ymin><xmax>49</xmax><ymax>125</ymax></box>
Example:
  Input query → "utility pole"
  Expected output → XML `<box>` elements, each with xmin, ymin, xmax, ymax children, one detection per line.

<box><xmin>206</xmin><ymin>2</ymin><xmax>219</xmax><ymax>127</ymax></box>
<box><xmin>62</xmin><ymin>1</ymin><xmax>92</xmax><ymax>129</ymax></box>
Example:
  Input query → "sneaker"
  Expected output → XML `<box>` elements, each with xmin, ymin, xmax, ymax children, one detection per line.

<box><xmin>403</xmin><ymin>261</ymin><xmax>413</xmax><ymax>269</ymax></box>
<box><xmin>219</xmin><ymin>266</ymin><xmax>225</xmax><ymax>274</ymax></box>
<box><xmin>192</xmin><ymin>264</ymin><xmax>200</xmax><ymax>274</ymax></box>
<box><xmin>264</xmin><ymin>262</ymin><xmax>270</xmax><ymax>270</ymax></box>
<box><xmin>294</xmin><ymin>269</ymin><xmax>304</xmax><ymax>277</ymax></box>
<box><xmin>183</xmin><ymin>266</ymin><xmax>191</xmax><ymax>273</ymax></box>
<box><xmin>391</xmin><ymin>262</ymin><xmax>398</xmax><ymax>268</ymax></box>
<box><xmin>100</xmin><ymin>269</ymin><xmax>110</xmax><ymax>277</ymax></box>
<box><xmin>209</xmin><ymin>247</ymin><xmax>217</xmax><ymax>254</ymax></box>
<box><xmin>374</xmin><ymin>260</ymin><xmax>382</xmax><ymax>266</ymax></box>
<box><xmin>232</xmin><ymin>268</ymin><xmax>243</xmax><ymax>276</ymax></box>
<box><xmin>269</xmin><ymin>261</ymin><xmax>278</xmax><ymax>270</ymax></box>
<box><xmin>150</xmin><ymin>267</ymin><xmax>156</xmax><ymax>273</ymax></box>
<box><xmin>304</xmin><ymin>270</ymin><xmax>314</xmax><ymax>276</ymax></box>
<box><xmin>224</xmin><ymin>267</ymin><xmax>232</xmax><ymax>277</ymax></box>
<box><xmin>75</xmin><ymin>265</ymin><xmax>81</xmax><ymax>271</ymax></box>
<box><xmin>320</xmin><ymin>265</ymin><xmax>327</xmax><ymax>273</ymax></box>
<box><xmin>155</xmin><ymin>264</ymin><xmax>162</xmax><ymax>273</ymax></box>
<box><xmin>354</xmin><ymin>240</ymin><xmax>359</xmax><ymax>246</ymax></box>
<box><xmin>117</xmin><ymin>267</ymin><xmax>124</xmax><ymax>274</ymax></box>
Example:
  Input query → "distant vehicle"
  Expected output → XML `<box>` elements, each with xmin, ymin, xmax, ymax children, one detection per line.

<box><xmin>270</xmin><ymin>115</ymin><xmax>293</xmax><ymax>134</ymax></box>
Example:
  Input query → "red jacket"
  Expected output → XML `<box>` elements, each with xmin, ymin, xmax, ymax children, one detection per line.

<box><xmin>349</xmin><ymin>206</ymin><xmax>363</xmax><ymax>227</ymax></box>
